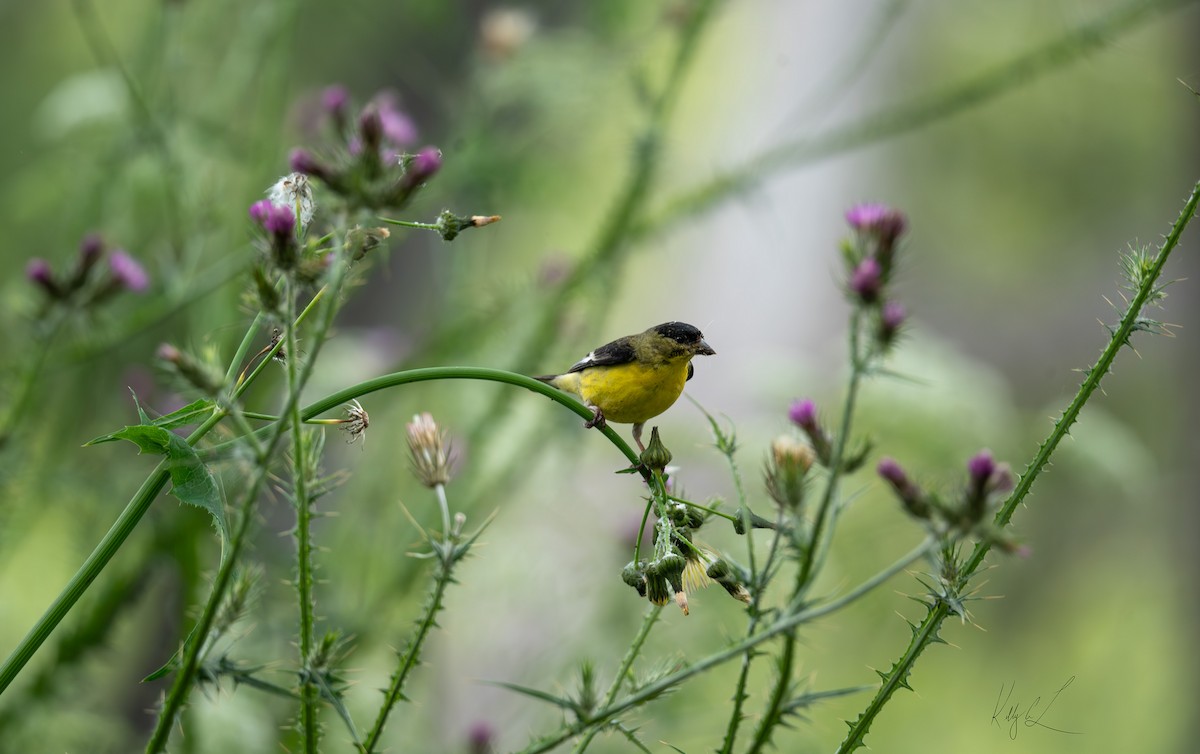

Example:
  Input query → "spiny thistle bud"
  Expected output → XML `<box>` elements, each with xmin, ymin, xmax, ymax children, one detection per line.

<box><xmin>879</xmin><ymin>300</ymin><xmax>907</xmax><ymax>345</ymax></box>
<box><xmin>788</xmin><ymin>399</ymin><xmax>832</xmax><ymax>465</ymax></box>
<box><xmin>845</xmin><ymin>203</ymin><xmax>907</xmax><ymax>273</ymax></box>
<box><xmin>765</xmin><ymin>435</ymin><xmax>812</xmax><ymax>510</ymax></box>
<box><xmin>358</xmin><ymin>105</ymin><xmax>383</xmax><ymax>154</ymax></box>
<box><xmin>963</xmin><ymin>449</ymin><xmax>1013</xmax><ymax>523</ymax></box>
<box><xmin>877</xmin><ymin>457</ymin><xmax>930</xmax><ymax>520</ymax></box>
<box><xmin>26</xmin><ymin>258</ymin><xmax>61</xmax><ymax>298</ymax></box>
<box><xmin>406</xmin><ymin>412</ymin><xmax>454</xmax><ymax>488</ymax></box>
<box><xmin>69</xmin><ymin>233</ymin><xmax>105</xmax><ymax>289</ymax></box>
<box><xmin>467</xmin><ymin>720</ymin><xmax>496</xmax><ymax>754</ymax></box>
<box><xmin>640</xmin><ymin>426</ymin><xmax>672</xmax><ymax>472</ymax></box>
<box><xmin>621</xmin><ymin>561</ymin><xmax>647</xmax><ymax>597</ymax></box>
<box><xmin>849</xmin><ymin>257</ymin><xmax>882</xmax><ymax>303</ymax></box>
<box><xmin>289</xmin><ymin>147</ymin><xmax>336</xmax><ymax>185</ymax></box>
<box><xmin>107</xmin><ymin>250</ymin><xmax>149</xmax><ymax>292</ymax></box>
<box><xmin>652</xmin><ymin>553</ymin><xmax>688</xmax><ymax>614</ymax></box>
<box><xmin>345</xmin><ymin>226</ymin><xmax>392</xmax><ymax>261</ymax></box>
<box><xmin>157</xmin><ymin>342</ymin><xmax>222</xmax><ymax>395</ymax></box>
<box><xmin>434</xmin><ymin>210</ymin><xmax>502</xmax><ymax>241</ymax></box>
<box><xmin>706</xmin><ymin>558</ymin><xmax>752</xmax><ymax>603</ymax></box>
<box><xmin>645</xmin><ymin>575</ymin><xmax>672</xmax><ymax>607</ymax></box>
<box><xmin>321</xmin><ymin>84</ymin><xmax>349</xmax><ymax>122</ymax></box>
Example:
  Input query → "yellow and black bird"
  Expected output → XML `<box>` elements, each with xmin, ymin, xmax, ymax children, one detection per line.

<box><xmin>534</xmin><ymin>321</ymin><xmax>716</xmax><ymax>451</ymax></box>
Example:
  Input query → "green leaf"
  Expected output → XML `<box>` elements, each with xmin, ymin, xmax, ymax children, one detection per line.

<box><xmin>89</xmin><ymin>393</ymin><xmax>229</xmax><ymax>564</ymax></box>
<box><xmin>151</xmin><ymin>398</ymin><xmax>216</xmax><ymax>430</ymax></box>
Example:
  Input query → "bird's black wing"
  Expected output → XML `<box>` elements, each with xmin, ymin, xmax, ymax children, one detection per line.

<box><xmin>687</xmin><ymin>362</ymin><xmax>694</xmax><ymax>381</ymax></box>
<box><xmin>566</xmin><ymin>337</ymin><xmax>636</xmax><ymax>373</ymax></box>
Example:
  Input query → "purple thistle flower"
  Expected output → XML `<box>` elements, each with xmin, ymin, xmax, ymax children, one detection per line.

<box><xmin>26</xmin><ymin>257</ymin><xmax>60</xmax><ymax>297</ymax></box>
<box><xmin>289</xmin><ymin>148</ymin><xmax>332</xmax><ymax>182</ymax></box>
<box><xmin>358</xmin><ymin>106</ymin><xmax>383</xmax><ymax>152</ymax></box>
<box><xmin>79</xmin><ymin>233</ymin><xmax>104</xmax><ymax>263</ymax></box>
<box><xmin>876</xmin><ymin>457</ymin><xmax>907</xmax><ymax>487</ymax></box>
<box><xmin>249</xmin><ymin>199</ymin><xmax>273</xmax><ymax>224</ymax></box>
<box><xmin>409</xmin><ymin>146</ymin><xmax>442</xmax><ymax>181</ymax></box>
<box><xmin>788</xmin><ymin>399</ymin><xmax>818</xmax><ymax>432</ymax></box>
<box><xmin>877</xmin><ymin>456</ymin><xmax>930</xmax><ymax>519</ymax></box>
<box><xmin>966</xmin><ymin>449</ymin><xmax>996</xmax><ymax>485</ymax></box>
<box><xmin>321</xmin><ymin>84</ymin><xmax>349</xmax><ymax>117</ymax></box>
<box><xmin>467</xmin><ymin>721</ymin><xmax>495</xmax><ymax>754</ymax></box>
<box><xmin>263</xmin><ymin>204</ymin><xmax>296</xmax><ymax>237</ymax></box>
<box><xmin>846</xmin><ymin>203</ymin><xmax>891</xmax><ymax>230</ymax></box>
<box><xmin>850</xmin><ymin>257</ymin><xmax>882</xmax><ymax>302</ymax></box>
<box><xmin>108</xmin><ymin>250</ymin><xmax>149</xmax><ymax>292</ymax></box>
<box><xmin>879</xmin><ymin>300</ymin><xmax>906</xmax><ymax>343</ymax></box>
<box><xmin>881</xmin><ymin>300</ymin><xmax>906</xmax><ymax>331</ymax></box>
<box><xmin>379</xmin><ymin>107</ymin><xmax>417</xmax><ymax>147</ymax></box>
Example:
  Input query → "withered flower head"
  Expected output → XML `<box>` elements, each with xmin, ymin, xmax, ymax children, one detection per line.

<box><xmin>406</xmin><ymin>412</ymin><xmax>454</xmax><ymax>487</ymax></box>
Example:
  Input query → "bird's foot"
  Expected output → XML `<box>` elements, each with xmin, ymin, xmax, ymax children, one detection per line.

<box><xmin>584</xmin><ymin>405</ymin><xmax>606</xmax><ymax>431</ymax></box>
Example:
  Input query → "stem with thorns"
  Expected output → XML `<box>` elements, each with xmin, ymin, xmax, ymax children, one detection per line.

<box><xmin>837</xmin><ymin>178</ymin><xmax>1200</xmax><ymax>753</ymax></box>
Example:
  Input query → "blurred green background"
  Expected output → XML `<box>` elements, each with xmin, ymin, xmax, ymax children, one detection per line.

<box><xmin>1</xmin><ymin>0</ymin><xmax>1197</xmax><ymax>752</ymax></box>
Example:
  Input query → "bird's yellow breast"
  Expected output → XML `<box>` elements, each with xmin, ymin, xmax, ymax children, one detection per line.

<box><xmin>551</xmin><ymin>359</ymin><xmax>691</xmax><ymax>425</ymax></box>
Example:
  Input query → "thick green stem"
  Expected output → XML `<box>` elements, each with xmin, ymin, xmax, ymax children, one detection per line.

<box><xmin>837</xmin><ymin>178</ymin><xmax>1200</xmax><ymax>753</ymax></box>
<box><xmin>285</xmin><ymin>278</ymin><xmax>320</xmax><ymax>753</ymax></box>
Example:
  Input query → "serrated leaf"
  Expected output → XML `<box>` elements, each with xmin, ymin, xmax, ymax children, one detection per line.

<box><xmin>89</xmin><ymin>394</ymin><xmax>229</xmax><ymax>565</ymax></box>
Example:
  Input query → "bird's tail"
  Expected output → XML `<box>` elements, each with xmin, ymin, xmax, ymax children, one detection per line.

<box><xmin>532</xmin><ymin>374</ymin><xmax>557</xmax><ymax>384</ymax></box>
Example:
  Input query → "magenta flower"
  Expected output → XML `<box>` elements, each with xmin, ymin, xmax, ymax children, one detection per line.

<box><xmin>249</xmin><ymin>199</ymin><xmax>273</xmax><ymax>224</ymax></box>
<box><xmin>289</xmin><ymin>148</ymin><xmax>332</xmax><ymax>182</ymax></box>
<box><xmin>263</xmin><ymin>204</ymin><xmax>295</xmax><ymax>237</ymax></box>
<box><xmin>108</xmin><ymin>250</ymin><xmax>149</xmax><ymax>292</ymax></box>
<box><xmin>966</xmin><ymin>449</ymin><xmax>996</xmax><ymax>484</ymax></box>
<box><xmin>788</xmin><ymin>399</ymin><xmax>818</xmax><ymax>432</ymax></box>
<box><xmin>409</xmin><ymin>147</ymin><xmax>442</xmax><ymax>181</ymax></box>
<box><xmin>321</xmin><ymin>84</ymin><xmax>349</xmax><ymax>117</ymax></box>
<box><xmin>849</xmin><ymin>257</ymin><xmax>882</xmax><ymax>302</ymax></box>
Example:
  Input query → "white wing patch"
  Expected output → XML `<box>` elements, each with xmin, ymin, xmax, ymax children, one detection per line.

<box><xmin>569</xmin><ymin>350</ymin><xmax>597</xmax><ymax>371</ymax></box>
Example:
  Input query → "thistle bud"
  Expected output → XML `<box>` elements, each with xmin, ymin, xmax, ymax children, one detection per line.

<box><xmin>621</xmin><ymin>561</ymin><xmax>647</xmax><ymax>597</ymax></box>
<box><xmin>706</xmin><ymin>558</ymin><xmax>752</xmax><ymax>603</ymax></box>
<box><xmin>765</xmin><ymin>435</ymin><xmax>812</xmax><ymax>510</ymax></box>
<box><xmin>877</xmin><ymin>457</ymin><xmax>930</xmax><ymax>520</ymax></box>
<box><xmin>788</xmin><ymin>399</ymin><xmax>831</xmax><ymax>465</ymax></box>
<box><xmin>849</xmin><ymin>257</ymin><xmax>882</xmax><ymax>303</ymax></box>
<box><xmin>640</xmin><ymin>426</ymin><xmax>672</xmax><ymax>473</ymax></box>
<box><xmin>108</xmin><ymin>250</ymin><xmax>149</xmax><ymax>292</ymax></box>
<box><xmin>26</xmin><ymin>258</ymin><xmax>61</xmax><ymax>298</ymax></box>
<box><xmin>157</xmin><ymin>343</ymin><xmax>222</xmax><ymax>395</ymax></box>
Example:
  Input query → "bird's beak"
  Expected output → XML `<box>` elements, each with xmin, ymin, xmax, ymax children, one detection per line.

<box><xmin>696</xmin><ymin>339</ymin><xmax>716</xmax><ymax>356</ymax></box>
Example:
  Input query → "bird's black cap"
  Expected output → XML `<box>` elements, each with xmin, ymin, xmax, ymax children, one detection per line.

<box><xmin>652</xmin><ymin>322</ymin><xmax>715</xmax><ymax>355</ymax></box>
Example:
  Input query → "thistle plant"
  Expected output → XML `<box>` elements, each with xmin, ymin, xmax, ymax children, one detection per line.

<box><xmin>0</xmin><ymin>2</ymin><xmax>1195</xmax><ymax>752</ymax></box>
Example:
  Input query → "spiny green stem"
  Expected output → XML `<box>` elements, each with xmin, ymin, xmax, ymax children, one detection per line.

<box><xmin>837</xmin><ymin>178</ymin><xmax>1200</xmax><ymax>753</ymax></box>
<box><xmin>285</xmin><ymin>277</ymin><xmax>320</xmax><ymax>753</ymax></box>
<box><xmin>145</xmin><ymin>449</ymin><xmax>263</xmax><ymax>753</ymax></box>
<box><xmin>745</xmin><ymin>310</ymin><xmax>868</xmax><ymax>754</ymax></box>
<box><xmin>359</xmin><ymin>516</ymin><xmax>459</xmax><ymax>753</ymax></box>
<box><xmin>571</xmin><ymin>605</ymin><xmax>664</xmax><ymax>754</ymax></box>
<box><xmin>148</xmin><ymin>260</ymin><xmax>351</xmax><ymax>751</ymax></box>
<box><xmin>517</xmin><ymin>536</ymin><xmax>936</xmax><ymax>754</ymax></box>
